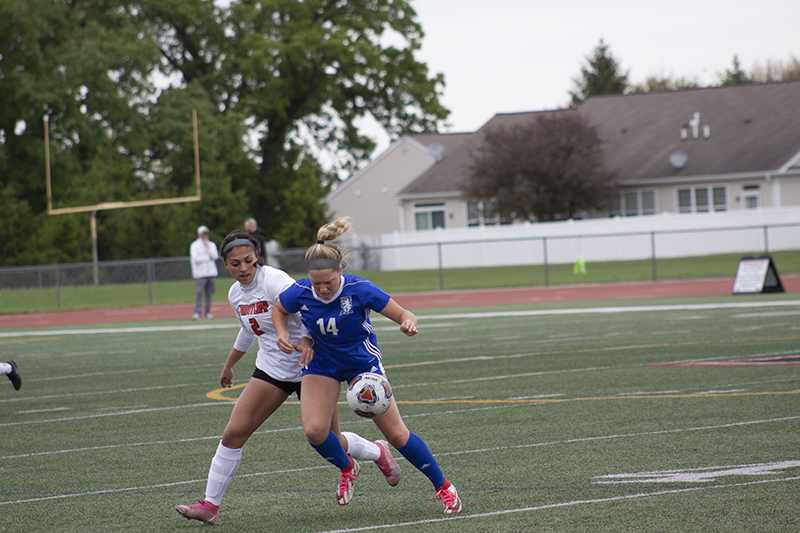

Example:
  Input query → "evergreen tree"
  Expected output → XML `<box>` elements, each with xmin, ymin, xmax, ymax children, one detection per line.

<box><xmin>569</xmin><ymin>39</ymin><xmax>628</xmax><ymax>106</ymax></box>
<box><xmin>719</xmin><ymin>55</ymin><xmax>752</xmax><ymax>85</ymax></box>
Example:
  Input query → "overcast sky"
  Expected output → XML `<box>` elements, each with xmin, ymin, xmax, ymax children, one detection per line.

<box><xmin>409</xmin><ymin>0</ymin><xmax>800</xmax><ymax>135</ymax></box>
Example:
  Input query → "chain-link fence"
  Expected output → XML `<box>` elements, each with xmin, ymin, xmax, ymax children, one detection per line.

<box><xmin>0</xmin><ymin>250</ymin><xmax>313</xmax><ymax>293</ymax></box>
<box><xmin>1</xmin><ymin>257</ymin><xmax>190</xmax><ymax>291</ymax></box>
<box><xmin>1</xmin><ymin>222</ymin><xmax>798</xmax><ymax>310</ymax></box>
<box><xmin>0</xmin><ymin>250</ymin><xmax>310</xmax><ymax>310</ymax></box>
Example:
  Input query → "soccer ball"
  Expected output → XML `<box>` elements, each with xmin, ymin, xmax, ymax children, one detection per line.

<box><xmin>346</xmin><ymin>372</ymin><xmax>393</xmax><ymax>418</ymax></box>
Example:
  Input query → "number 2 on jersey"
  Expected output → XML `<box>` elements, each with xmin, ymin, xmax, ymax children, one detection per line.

<box><xmin>249</xmin><ymin>318</ymin><xmax>265</xmax><ymax>336</ymax></box>
<box><xmin>316</xmin><ymin>317</ymin><xmax>339</xmax><ymax>336</ymax></box>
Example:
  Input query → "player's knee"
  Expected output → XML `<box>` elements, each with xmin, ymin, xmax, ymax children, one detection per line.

<box><xmin>303</xmin><ymin>423</ymin><xmax>329</xmax><ymax>445</ymax></box>
<box><xmin>383</xmin><ymin>428</ymin><xmax>410</xmax><ymax>449</ymax></box>
<box><xmin>221</xmin><ymin>424</ymin><xmax>249</xmax><ymax>448</ymax></box>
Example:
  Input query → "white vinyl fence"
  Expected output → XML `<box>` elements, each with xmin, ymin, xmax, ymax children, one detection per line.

<box><xmin>342</xmin><ymin>206</ymin><xmax>800</xmax><ymax>272</ymax></box>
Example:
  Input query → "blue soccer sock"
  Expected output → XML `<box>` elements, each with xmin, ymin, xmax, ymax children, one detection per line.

<box><xmin>309</xmin><ymin>430</ymin><xmax>350</xmax><ymax>470</ymax></box>
<box><xmin>396</xmin><ymin>432</ymin><xmax>445</xmax><ymax>488</ymax></box>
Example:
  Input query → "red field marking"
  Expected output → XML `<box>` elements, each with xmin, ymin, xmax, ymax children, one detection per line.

<box><xmin>653</xmin><ymin>355</ymin><xmax>800</xmax><ymax>367</ymax></box>
<box><xmin>1</xmin><ymin>275</ymin><xmax>798</xmax><ymax>330</ymax></box>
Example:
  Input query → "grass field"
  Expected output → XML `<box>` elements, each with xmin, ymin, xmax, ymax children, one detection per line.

<box><xmin>1</xmin><ymin>294</ymin><xmax>799</xmax><ymax>532</ymax></box>
<box><xmin>2</xmin><ymin>250</ymin><xmax>799</xmax><ymax>314</ymax></box>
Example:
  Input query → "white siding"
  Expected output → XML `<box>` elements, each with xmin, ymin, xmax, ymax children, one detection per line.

<box><xmin>327</xmin><ymin>139</ymin><xmax>436</xmax><ymax>235</ymax></box>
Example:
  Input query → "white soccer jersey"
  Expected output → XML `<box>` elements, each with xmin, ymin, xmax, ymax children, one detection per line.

<box><xmin>228</xmin><ymin>265</ymin><xmax>307</xmax><ymax>382</ymax></box>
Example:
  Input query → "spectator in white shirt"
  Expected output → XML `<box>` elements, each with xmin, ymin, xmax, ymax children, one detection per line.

<box><xmin>190</xmin><ymin>225</ymin><xmax>219</xmax><ymax>319</ymax></box>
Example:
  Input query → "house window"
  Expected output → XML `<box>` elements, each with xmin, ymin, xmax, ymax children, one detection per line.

<box><xmin>414</xmin><ymin>203</ymin><xmax>446</xmax><ymax>231</ymax></box>
<box><xmin>610</xmin><ymin>190</ymin><xmax>657</xmax><ymax>216</ymax></box>
<box><xmin>713</xmin><ymin>187</ymin><xmax>727</xmax><ymax>210</ymax></box>
<box><xmin>742</xmin><ymin>184</ymin><xmax>760</xmax><ymax>209</ymax></box>
<box><xmin>624</xmin><ymin>192</ymin><xmax>638</xmax><ymax>216</ymax></box>
<box><xmin>467</xmin><ymin>199</ymin><xmax>508</xmax><ymax>227</ymax></box>
<box><xmin>641</xmin><ymin>191</ymin><xmax>656</xmax><ymax>214</ymax></box>
<box><xmin>695</xmin><ymin>188</ymin><xmax>709</xmax><ymax>212</ymax></box>
<box><xmin>677</xmin><ymin>186</ymin><xmax>727</xmax><ymax>213</ymax></box>
<box><xmin>678</xmin><ymin>189</ymin><xmax>692</xmax><ymax>213</ymax></box>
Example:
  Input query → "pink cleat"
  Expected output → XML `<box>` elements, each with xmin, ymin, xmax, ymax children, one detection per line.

<box><xmin>336</xmin><ymin>457</ymin><xmax>361</xmax><ymax>505</ymax></box>
<box><xmin>175</xmin><ymin>499</ymin><xmax>219</xmax><ymax>524</ymax></box>
<box><xmin>435</xmin><ymin>481</ymin><xmax>462</xmax><ymax>515</ymax></box>
<box><xmin>373</xmin><ymin>440</ymin><xmax>400</xmax><ymax>486</ymax></box>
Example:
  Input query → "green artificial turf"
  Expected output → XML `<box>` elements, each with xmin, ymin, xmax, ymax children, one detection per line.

<box><xmin>1</xmin><ymin>294</ymin><xmax>798</xmax><ymax>532</ymax></box>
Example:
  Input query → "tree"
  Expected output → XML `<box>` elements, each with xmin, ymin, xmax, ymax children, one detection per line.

<box><xmin>464</xmin><ymin>112</ymin><xmax>617</xmax><ymax>222</ymax></box>
<box><xmin>719</xmin><ymin>55</ymin><xmax>752</xmax><ymax>86</ymax></box>
<box><xmin>629</xmin><ymin>75</ymin><xmax>700</xmax><ymax>93</ymax></box>
<box><xmin>0</xmin><ymin>0</ymin><xmax>165</xmax><ymax>265</ymax></box>
<box><xmin>569</xmin><ymin>39</ymin><xmax>628</xmax><ymax>106</ymax></box>
<box><xmin>140</xmin><ymin>0</ymin><xmax>448</xmax><ymax>246</ymax></box>
<box><xmin>0</xmin><ymin>0</ymin><xmax>447</xmax><ymax>265</ymax></box>
<box><xmin>750</xmin><ymin>54</ymin><xmax>800</xmax><ymax>82</ymax></box>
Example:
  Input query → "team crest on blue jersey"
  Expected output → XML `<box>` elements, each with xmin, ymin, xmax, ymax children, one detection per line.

<box><xmin>340</xmin><ymin>296</ymin><xmax>354</xmax><ymax>315</ymax></box>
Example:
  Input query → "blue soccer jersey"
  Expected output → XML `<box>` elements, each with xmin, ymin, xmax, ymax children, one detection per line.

<box><xmin>278</xmin><ymin>273</ymin><xmax>391</xmax><ymax>374</ymax></box>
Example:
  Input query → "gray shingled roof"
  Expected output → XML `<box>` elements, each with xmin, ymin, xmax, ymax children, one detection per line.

<box><xmin>581</xmin><ymin>80</ymin><xmax>800</xmax><ymax>183</ymax></box>
<box><xmin>399</xmin><ymin>110</ymin><xmax>572</xmax><ymax>196</ymax></box>
<box><xmin>398</xmin><ymin>80</ymin><xmax>800</xmax><ymax>195</ymax></box>
<box><xmin>397</xmin><ymin>132</ymin><xmax>477</xmax><ymax>196</ymax></box>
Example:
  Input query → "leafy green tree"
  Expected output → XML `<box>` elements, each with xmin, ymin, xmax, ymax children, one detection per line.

<box><xmin>271</xmin><ymin>162</ymin><xmax>331</xmax><ymax>247</ymax></box>
<box><xmin>570</xmin><ymin>39</ymin><xmax>628</xmax><ymax>106</ymax></box>
<box><xmin>96</xmin><ymin>83</ymin><xmax>253</xmax><ymax>260</ymax></box>
<box><xmin>0</xmin><ymin>187</ymin><xmax>43</xmax><ymax>266</ymax></box>
<box><xmin>0</xmin><ymin>0</ymin><xmax>163</xmax><ymax>264</ymax></box>
<box><xmin>0</xmin><ymin>1</ymin><xmax>159</xmax><ymax>208</ymax></box>
<box><xmin>465</xmin><ymin>112</ymin><xmax>617</xmax><ymax>222</ymax></box>
<box><xmin>139</xmin><ymin>0</ymin><xmax>448</xmax><ymax>246</ymax></box>
<box><xmin>0</xmin><ymin>0</ymin><xmax>447</xmax><ymax>266</ymax></box>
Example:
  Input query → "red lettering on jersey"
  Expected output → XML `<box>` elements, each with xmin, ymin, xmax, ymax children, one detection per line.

<box><xmin>239</xmin><ymin>301</ymin><xmax>270</xmax><ymax>316</ymax></box>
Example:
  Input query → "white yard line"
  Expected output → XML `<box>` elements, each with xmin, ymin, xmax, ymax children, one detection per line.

<box><xmin>2</xmin><ymin>300</ymin><xmax>800</xmax><ymax>338</ymax></box>
<box><xmin>312</xmin><ymin>476</ymin><xmax>800</xmax><ymax>533</ymax></box>
<box><xmin>2</xmin><ymin>415</ymin><xmax>798</xmax><ymax>504</ymax></box>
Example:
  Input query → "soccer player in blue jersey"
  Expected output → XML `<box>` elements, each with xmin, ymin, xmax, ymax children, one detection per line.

<box><xmin>272</xmin><ymin>217</ymin><xmax>462</xmax><ymax>515</ymax></box>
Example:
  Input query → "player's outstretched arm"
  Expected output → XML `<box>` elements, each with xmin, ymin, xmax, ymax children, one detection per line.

<box><xmin>380</xmin><ymin>298</ymin><xmax>418</xmax><ymax>337</ymax></box>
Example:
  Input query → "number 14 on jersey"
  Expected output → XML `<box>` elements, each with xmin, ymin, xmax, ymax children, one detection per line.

<box><xmin>316</xmin><ymin>317</ymin><xmax>339</xmax><ymax>336</ymax></box>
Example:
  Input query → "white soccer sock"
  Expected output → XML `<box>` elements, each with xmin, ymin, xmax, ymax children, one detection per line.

<box><xmin>204</xmin><ymin>441</ymin><xmax>242</xmax><ymax>506</ymax></box>
<box><xmin>342</xmin><ymin>431</ymin><xmax>381</xmax><ymax>462</ymax></box>
<box><xmin>0</xmin><ymin>363</ymin><xmax>11</xmax><ymax>375</ymax></box>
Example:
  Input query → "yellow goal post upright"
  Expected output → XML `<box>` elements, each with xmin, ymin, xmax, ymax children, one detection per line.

<box><xmin>44</xmin><ymin>109</ymin><xmax>202</xmax><ymax>285</ymax></box>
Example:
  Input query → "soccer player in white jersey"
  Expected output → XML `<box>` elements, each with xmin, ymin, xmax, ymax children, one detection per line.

<box><xmin>272</xmin><ymin>218</ymin><xmax>462</xmax><ymax>515</ymax></box>
<box><xmin>176</xmin><ymin>230</ymin><xmax>400</xmax><ymax>525</ymax></box>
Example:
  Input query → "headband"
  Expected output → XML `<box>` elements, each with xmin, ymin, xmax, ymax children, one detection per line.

<box><xmin>306</xmin><ymin>258</ymin><xmax>341</xmax><ymax>271</ymax></box>
<box><xmin>222</xmin><ymin>238</ymin><xmax>256</xmax><ymax>257</ymax></box>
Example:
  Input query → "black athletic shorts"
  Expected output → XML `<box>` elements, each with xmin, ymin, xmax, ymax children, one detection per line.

<box><xmin>252</xmin><ymin>368</ymin><xmax>301</xmax><ymax>397</ymax></box>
